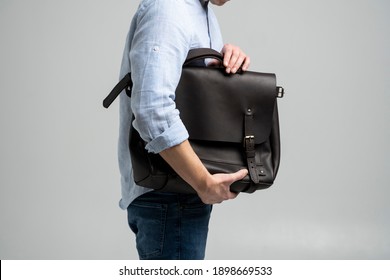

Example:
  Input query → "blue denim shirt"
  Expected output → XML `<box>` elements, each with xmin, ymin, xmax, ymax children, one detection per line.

<box><xmin>118</xmin><ymin>0</ymin><xmax>223</xmax><ymax>209</ymax></box>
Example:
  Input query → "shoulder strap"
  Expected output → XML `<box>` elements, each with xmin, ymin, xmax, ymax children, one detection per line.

<box><xmin>102</xmin><ymin>73</ymin><xmax>132</xmax><ymax>108</ymax></box>
<box><xmin>102</xmin><ymin>48</ymin><xmax>223</xmax><ymax>109</ymax></box>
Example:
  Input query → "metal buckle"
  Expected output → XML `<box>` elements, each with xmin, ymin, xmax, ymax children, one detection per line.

<box><xmin>277</xmin><ymin>87</ymin><xmax>284</xmax><ymax>98</ymax></box>
<box><xmin>243</xmin><ymin>135</ymin><xmax>255</xmax><ymax>148</ymax></box>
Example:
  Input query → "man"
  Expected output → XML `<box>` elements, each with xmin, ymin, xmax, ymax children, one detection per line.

<box><xmin>118</xmin><ymin>0</ymin><xmax>250</xmax><ymax>259</ymax></box>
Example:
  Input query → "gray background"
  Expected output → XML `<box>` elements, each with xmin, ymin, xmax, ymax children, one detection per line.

<box><xmin>0</xmin><ymin>0</ymin><xmax>389</xmax><ymax>259</ymax></box>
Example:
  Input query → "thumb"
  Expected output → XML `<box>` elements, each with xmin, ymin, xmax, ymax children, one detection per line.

<box><xmin>229</xmin><ymin>169</ymin><xmax>248</xmax><ymax>183</ymax></box>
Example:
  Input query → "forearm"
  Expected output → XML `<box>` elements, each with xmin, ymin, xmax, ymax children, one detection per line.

<box><xmin>159</xmin><ymin>140</ymin><xmax>211</xmax><ymax>193</ymax></box>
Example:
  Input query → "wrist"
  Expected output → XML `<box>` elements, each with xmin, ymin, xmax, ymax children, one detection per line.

<box><xmin>192</xmin><ymin>169</ymin><xmax>214</xmax><ymax>194</ymax></box>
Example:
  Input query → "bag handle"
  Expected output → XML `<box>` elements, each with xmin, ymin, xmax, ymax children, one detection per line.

<box><xmin>184</xmin><ymin>48</ymin><xmax>223</xmax><ymax>66</ymax></box>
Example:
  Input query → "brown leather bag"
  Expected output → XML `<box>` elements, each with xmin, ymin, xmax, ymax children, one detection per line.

<box><xmin>103</xmin><ymin>48</ymin><xmax>284</xmax><ymax>193</ymax></box>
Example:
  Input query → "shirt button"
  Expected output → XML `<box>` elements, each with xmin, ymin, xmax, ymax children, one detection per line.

<box><xmin>153</xmin><ymin>46</ymin><xmax>159</xmax><ymax>52</ymax></box>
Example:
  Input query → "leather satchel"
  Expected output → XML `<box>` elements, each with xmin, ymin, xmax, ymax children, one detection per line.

<box><xmin>103</xmin><ymin>48</ymin><xmax>284</xmax><ymax>193</ymax></box>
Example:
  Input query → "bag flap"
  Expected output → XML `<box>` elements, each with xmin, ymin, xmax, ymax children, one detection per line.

<box><xmin>176</xmin><ymin>67</ymin><xmax>277</xmax><ymax>144</ymax></box>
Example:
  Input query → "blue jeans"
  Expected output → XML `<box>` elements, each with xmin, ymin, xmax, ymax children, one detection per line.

<box><xmin>127</xmin><ymin>191</ymin><xmax>212</xmax><ymax>260</ymax></box>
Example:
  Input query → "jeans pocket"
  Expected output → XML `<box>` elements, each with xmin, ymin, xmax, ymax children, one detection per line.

<box><xmin>127</xmin><ymin>201</ymin><xmax>168</xmax><ymax>259</ymax></box>
<box><xmin>181</xmin><ymin>195</ymin><xmax>213</xmax><ymax>215</ymax></box>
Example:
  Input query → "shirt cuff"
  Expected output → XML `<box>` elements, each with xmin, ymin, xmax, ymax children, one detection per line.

<box><xmin>145</xmin><ymin>120</ymin><xmax>189</xmax><ymax>154</ymax></box>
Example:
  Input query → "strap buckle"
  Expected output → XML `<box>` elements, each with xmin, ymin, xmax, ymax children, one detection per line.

<box><xmin>243</xmin><ymin>135</ymin><xmax>255</xmax><ymax>148</ymax></box>
<box><xmin>244</xmin><ymin>135</ymin><xmax>256</xmax><ymax>158</ymax></box>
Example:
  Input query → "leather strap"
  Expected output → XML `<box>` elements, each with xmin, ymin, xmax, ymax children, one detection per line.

<box><xmin>244</xmin><ymin>110</ymin><xmax>265</xmax><ymax>184</ymax></box>
<box><xmin>183</xmin><ymin>48</ymin><xmax>223</xmax><ymax>66</ymax></box>
<box><xmin>102</xmin><ymin>73</ymin><xmax>132</xmax><ymax>108</ymax></box>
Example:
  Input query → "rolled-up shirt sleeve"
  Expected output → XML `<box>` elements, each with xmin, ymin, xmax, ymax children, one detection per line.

<box><xmin>129</xmin><ymin>0</ymin><xmax>192</xmax><ymax>154</ymax></box>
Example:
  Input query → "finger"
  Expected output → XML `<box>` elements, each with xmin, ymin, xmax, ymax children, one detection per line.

<box><xmin>241</xmin><ymin>56</ymin><xmax>250</xmax><ymax>71</ymax></box>
<box><xmin>231</xmin><ymin>53</ymin><xmax>246</xmax><ymax>73</ymax></box>
<box><xmin>222</xmin><ymin>46</ymin><xmax>233</xmax><ymax>69</ymax></box>
<box><xmin>228</xmin><ymin>51</ymin><xmax>242</xmax><ymax>73</ymax></box>
<box><xmin>230</xmin><ymin>169</ymin><xmax>249</xmax><ymax>182</ymax></box>
<box><xmin>225</xmin><ymin>170</ymin><xmax>245</xmax><ymax>200</ymax></box>
<box><xmin>225</xmin><ymin>47</ymin><xmax>242</xmax><ymax>72</ymax></box>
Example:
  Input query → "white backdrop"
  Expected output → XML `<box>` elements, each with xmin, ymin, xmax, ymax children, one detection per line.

<box><xmin>0</xmin><ymin>0</ymin><xmax>389</xmax><ymax>259</ymax></box>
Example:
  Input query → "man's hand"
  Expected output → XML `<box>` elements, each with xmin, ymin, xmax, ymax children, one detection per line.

<box><xmin>196</xmin><ymin>169</ymin><xmax>248</xmax><ymax>204</ymax></box>
<box><xmin>160</xmin><ymin>140</ymin><xmax>248</xmax><ymax>205</ymax></box>
<box><xmin>221</xmin><ymin>44</ymin><xmax>250</xmax><ymax>74</ymax></box>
